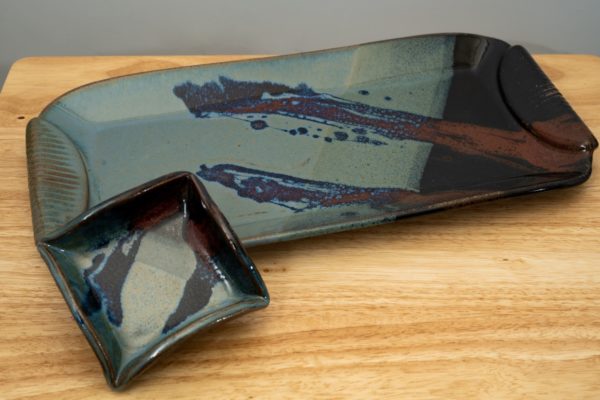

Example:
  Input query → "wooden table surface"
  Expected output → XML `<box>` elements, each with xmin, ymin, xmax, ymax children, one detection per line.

<box><xmin>0</xmin><ymin>54</ymin><xmax>599</xmax><ymax>399</ymax></box>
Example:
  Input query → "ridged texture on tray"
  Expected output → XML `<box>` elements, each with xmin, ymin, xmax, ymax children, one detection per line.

<box><xmin>499</xmin><ymin>46</ymin><xmax>597</xmax><ymax>152</ymax></box>
<box><xmin>26</xmin><ymin>118</ymin><xmax>88</xmax><ymax>240</ymax></box>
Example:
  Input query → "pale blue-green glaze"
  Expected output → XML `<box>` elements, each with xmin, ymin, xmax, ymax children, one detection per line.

<box><xmin>31</xmin><ymin>35</ymin><xmax>456</xmax><ymax>244</ymax></box>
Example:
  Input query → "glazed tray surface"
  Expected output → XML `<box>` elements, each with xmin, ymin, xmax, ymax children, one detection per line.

<box><xmin>28</xmin><ymin>34</ymin><xmax>596</xmax><ymax>246</ymax></box>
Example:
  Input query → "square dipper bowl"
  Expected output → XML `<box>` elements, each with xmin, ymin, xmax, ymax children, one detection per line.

<box><xmin>37</xmin><ymin>171</ymin><xmax>270</xmax><ymax>389</ymax></box>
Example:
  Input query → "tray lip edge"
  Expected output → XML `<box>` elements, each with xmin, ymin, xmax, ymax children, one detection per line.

<box><xmin>37</xmin><ymin>32</ymin><xmax>508</xmax><ymax>117</ymax></box>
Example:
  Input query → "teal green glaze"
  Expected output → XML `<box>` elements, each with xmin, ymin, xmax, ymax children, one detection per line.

<box><xmin>32</xmin><ymin>35</ymin><xmax>456</xmax><ymax>243</ymax></box>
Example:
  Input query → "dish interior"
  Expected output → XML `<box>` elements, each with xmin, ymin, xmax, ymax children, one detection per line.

<box><xmin>40</xmin><ymin>174</ymin><xmax>268</xmax><ymax>386</ymax></box>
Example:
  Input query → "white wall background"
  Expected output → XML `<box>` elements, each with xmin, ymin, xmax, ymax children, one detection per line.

<box><xmin>1</xmin><ymin>0</ymin><xmax>599</xmax><ymax>87</ymax></box>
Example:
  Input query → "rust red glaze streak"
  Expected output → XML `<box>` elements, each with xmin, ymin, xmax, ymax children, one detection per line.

<box><xmin>184</xmin><ymin>216</ymin><xmax>221</xmax><ymax>261</ymax></box>
<box><xmin>215</xmin><ymin>96</ymin><xmax>588</xmax><ymax>172</ymax></box>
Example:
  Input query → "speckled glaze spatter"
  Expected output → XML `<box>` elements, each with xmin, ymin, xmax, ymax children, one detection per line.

<box><xmin>26</xmin><ymin>34</ymin><xmax>596</xmax><ymax>388</ymax></box>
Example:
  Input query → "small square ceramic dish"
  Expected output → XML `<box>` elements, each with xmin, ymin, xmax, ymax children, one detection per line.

<box><xmin>37</xmin><ymin>172</ymin><xmax>269</xmax><ymax>389</ymax></box>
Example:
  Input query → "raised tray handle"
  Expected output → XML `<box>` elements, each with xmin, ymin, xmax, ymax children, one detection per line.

<box><xmin>499</xmin><ymin>45</ymin><xmax>597</xmax><ymax>152</ymax></box>
<box><xmin>26</xmin><ymin>118</ymin><xmax>89</xmax><ymax>241</ymax></box>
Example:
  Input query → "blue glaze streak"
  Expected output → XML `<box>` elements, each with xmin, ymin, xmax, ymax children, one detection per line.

<box><xmin>84</xmin><ymin>234</ymin><xmax>145</xmax><ymax>326</ymax></box>
<box><xmin>173</xmin><ymin>77</ymin><xmax>429</xmax><ymax>147</ymax></box>
<box><xmin>81</xmin><ymin>222</ymin><xmax>224</xmax><ymax>335</ymax></box>
<box><xmin>197</xmin><ymin>163</ymin><xmax>409</xmax><ymax>212</ymax></box>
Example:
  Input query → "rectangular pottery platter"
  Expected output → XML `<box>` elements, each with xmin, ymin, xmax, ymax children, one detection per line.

<box><xmin>27</xmin><ymin>34</ymin><xmax>597</xmax><ymax>246</ymax></box>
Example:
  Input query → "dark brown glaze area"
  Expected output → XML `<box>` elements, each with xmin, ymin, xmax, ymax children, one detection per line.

<box><xmin>161</xmin><ymin>188</ymin><xmax>229</xmax><ymax>333</ymax></box>
<box><xmin>499</xmin><ymin>45</ymin><xmax>598</xmax><ymax>152</ymax></box>
<box><xmin>425</xmin><ymin>38</ymin><xmax>596</xmax><ymax>194</ymax></box>
<box><xmin>126</xmin><ymin>178</ymin><xmax>183</xmax><ymax>231</ymax></box>
<box><xmin>184</xmin><ymin>181</ymin><xmax>228</xmax><ymax>259</ymax></box>
<box><xmin>418</xmin><ymin>118</ymin><xmax>589</xmax><ymax>173</ymax></box>
<box><xmin>177</xmin><ymin>47</ymin><xmax>594</xmax><ymax>215</ymax></box>
<box><xmin>174</xmin><ymin>39</ymin><xmax>595</xmax><ymax>212</ymax></box>
<box><xmin>532</xmin><ymin>115</ymin><xmax>596</xmax><ymax>152</ymax></box>
<box><xmin>444</xmin><ymin>35</ymin><xmax>520</xmax><ymax>131</ymax></box>
<box><xmin>46</xmin><ymin>177</ymin><xmax>183</xmax><ymax>253</ymax></box>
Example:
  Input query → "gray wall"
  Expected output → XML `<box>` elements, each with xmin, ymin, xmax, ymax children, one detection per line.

<box><xmin>1</xmin><ymin>0</ymin><xmax>599</xmax><ymax>87</ymax></box>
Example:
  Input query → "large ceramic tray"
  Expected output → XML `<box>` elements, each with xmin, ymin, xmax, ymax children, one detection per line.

<box><xmin>27</xmin><ymin>34</ymin><xmax>597</xmax><ymax>246</ymax></box>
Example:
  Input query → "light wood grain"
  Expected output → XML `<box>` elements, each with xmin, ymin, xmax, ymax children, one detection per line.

<box><xmin>0</xmin><ymin>54</ymin><xmax>599</xmax><ymax>399</ymax></box>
